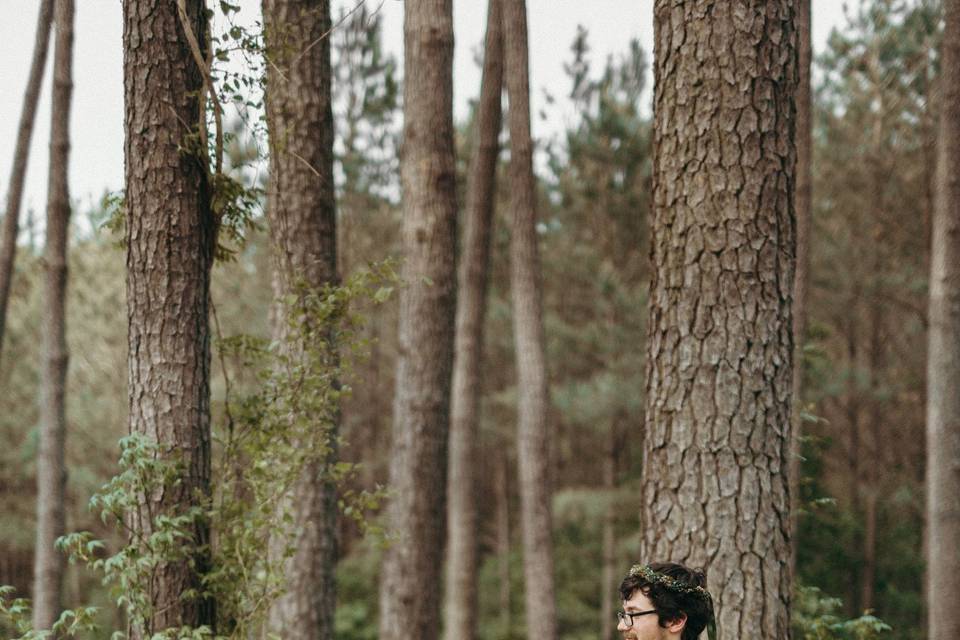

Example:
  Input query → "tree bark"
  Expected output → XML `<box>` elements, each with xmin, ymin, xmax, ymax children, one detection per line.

<box><xmin>378</xmin><ymin>1</ymin><xmax>457</xmax><ymax>639</ymax></box>
<box><xmin>444</xmin><ymin>1</ymin><xmax>502</xmax><ymax>640</ymax></box>
<box><xmin>926</xmin><ymin>0</ymin><xmax>960</xmax><ymax>637</ymax></box>
<box><xmin>788</xmin><ymin>0</ymin><xmax>810</xmax><ymax>581</ymax></box>
<box><xmin>261</xmin><ymin>2</ymin><xmax>339</xmax><ymax>638</ymax></box>
<box><xmin>859</xmin><ymin>304</ymin><xmax>884</xmax><ymax>613</ymax></box>
<box><xmin>642</xmin><ymin>2</ymin><xmax>797</xmax><ymax>638</ymax></box>
<box><xmin>0</xmin><ymin>0</ymin><xmax>54</xmax><ymax>366</ymax></box>
<box><xmin>32</xmin><ymin>0</ymin><xmax>73</xmax><ymax>631</ymax></box>
<box><xmin>495</xmin><ymin>450</ymin><xmax>512</xmax><ymax>633</ymax></box>
<box><xmin>122</xmin><ymin>1</ymin><xmax>216</xmax><ymax>636</ymax></box>
<box><xmin>501</xmin><ymin>2</ymin><xmax>557</xmax><ymax>639</ymax></box>
<box><xmin>600</xmin><ymin>420</ymin><xmax>617</xmax><ymax>640</ymax></box>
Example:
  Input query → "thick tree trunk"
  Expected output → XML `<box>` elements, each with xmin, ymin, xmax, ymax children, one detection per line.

<box><xmin>444</xmin><ymin>1</ymin><xmax>502</xmax><ymax>640</ymax></box>
<box><xmin>0</xmin><ymin>0</ymin><xmax>54</xmax><ymax>365</ymax></box>
<box><xmin>501</xmin><ymin>2</ymin><xmax>557</xmax><ymax>639</ymax></box>
<box><xmin>262</xmin><ymin>2</ymin><xmax>339</xmax><ymax>638</ymax></box>
<box><xmin>642</xmin><ymin>2</ymin><xmax>797</xmax><ymax>638</ymax></box>
<box><xmin>926</xmin><ymin>1</ymin><xmax>960</xmax><ymax>638</ymax></box>
<box><xmin>32</xmin><ymin>0</ymin><xmax>73</xmax><ymax>631</ymax></box>
<box><xmin>789</xmin><ymin>0</ymin><xmax>810</xmax><ymax>581</ymax></box>
<box><xmin>122</xmin><ymin>1</ymin><xmax>216</xmax><ymax>636</ymax></box>
<box><xmin>378</xmin><ymin>2</ymin><xmax>457</xmax><ymax>639</ymax></box>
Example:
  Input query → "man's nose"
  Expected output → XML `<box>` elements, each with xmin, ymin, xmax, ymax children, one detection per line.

<box><xmin>616</xmin><ymin>618</ymin><xmax>627</xmax><ymax>632</ymax></box>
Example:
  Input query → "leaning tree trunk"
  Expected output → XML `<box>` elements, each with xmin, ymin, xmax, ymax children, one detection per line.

<box><xmin>32</xmin><ymin>0</ymin><xmax>73</xmax><ymax>631</ymax></box>
<box><xmin>378</xmin><ymin>1</ymin><xmax>458</xmax><ymax>639</ymax></box>
<box><xmin>122</xmin><ymin>1</ymin><xmax>216</xmax><ymax>636</ymax></box>
<box><xmin>262</xmin><ymin>1</ymin><xmax>339</xmax><ymax>638</ymax></box>
<box><xmin>444</xmin><ymin>1</ymin><xmax>502</xmax><ymax>639</ymax></box>
<box><xmin>788</xmin><ymin>0</ymin><xmax>810</xmax><ymax>580</ymax></box>
<box><xmin>0</xmin><ymin>0</ymin><xmax>54</xmax><ymax>365</ymax></box>
<box><xmin>501</xmin><ymin>2</ymin><xmax>557</xmax><ymax>639</ymax></box>
<box><xmin>926</xmin><ymin>0</ymin><xmax>960</xmax><ymax>638</ymax></box>
<box><xmin>641</xmin><ymin>2</ymin><xmax>797</xmax><ymax>638</ymax></box>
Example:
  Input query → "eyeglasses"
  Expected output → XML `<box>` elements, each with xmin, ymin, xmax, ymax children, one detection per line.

<box><xmin>617</xmin><ymin>609</ymin><xmax>657</xmax><ymax>628</ymax></box>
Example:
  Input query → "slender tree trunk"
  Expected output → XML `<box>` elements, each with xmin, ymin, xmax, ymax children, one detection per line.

<box><xmin>501</xmin><ymin>2</ymin><xmax>557</xmax><ymax>638</ymax></box>
<box><xmin>378</xmin><ymin>1</ymin><xmax>457</xmax><ymax>639</ymax></box>
<box><xmin>496</xmin><ymin>449</ymin><xmax>512</xmax><ymax>633</ymax></box>
<box><xmin>122</xmin><ymin>1</ymin><xmax>216</xmax><ymax>636</ymax></box>
<box><xmin>926</xmin><ymin>1</ymin><xmax>960</xmax><ymax>637</ymax></box>
<box><xmin>445</xmin><ymin>2</ymin><xmax>502</xmax><ymax>640</ymax></box>
<box><xmin>859</xmin><ymin>306</ymin><xmax>884</xmax><ymax>613</ymax></box>
<box><xmin>860</xmin><ymin>490</ymin><xmax>878</xmax><ymax>610</ymax></box>
<box><xmin>600</xmin><ymin>420</ymin><xmax>617</xmax><ymax>640</ymax></box>
<box><xmin>32</xmin><ymin>0</ymin><xmax>73</xmax><ymax>631</ymax></box>
<box><xmin>845</xmin><ymin>317</ymin><xmax>864</xmax><ymax>614</ymax></box>
<box><xmin>855</xmin><ymin>81</ymin><xmax>887</xmax><ymax>614</ymax></box>
<box><xmin>0</xmin><ymin>0</ymin><xmax>54</xmax><ymax>365</ymax></box>
<box><xmin>642</xmin><ymin>2</ymin><xmax>797</xmax><ymax>638</ymax></box>
<box><xmin>262</xmin><ymin>2</ymin><xmax>339</xmax><ymax>638</ymax></box>
<box><xmin>789</xmin><ymin>0</ymin><xmax>811</xmax><ymax>581</ymax></box>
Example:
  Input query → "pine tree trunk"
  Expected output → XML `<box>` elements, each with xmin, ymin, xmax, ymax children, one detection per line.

<box><xmin>496</xmin><ymin>449</ymin><xmax>512</xmax><ymax>633</ymax></box>
<box><xmin>0</xmin><ymin>0</ymin><xmax>54</xmax><ymax>365</ymax></box>
<box><xmin>642</xmin><ymin>2</ymin><xmax>797</xmax><ymax>638</ymax></box>
<box><xmin>860</xmin><ymin>488</ymin><xmax>877</xmax><ymax>611</ymax></box>
<box><xmin>445</xmin><ymin>1</ymin><xmax>502</xmax><ymax>639</ymax></box>
<box><xmin>262</xmin><ymin>2</ymin><xmax>339</xmax><ymax>637</ymax></box>
<box><xmin>789</xmin><ymin>0</ymin><xmax>810</xmax><ymax>580</ymax></box>
<box><xmin>926</xmin><ymin>0</ymin><xmax>960</xmax><ymax>637</ymax></box>
<box><xmin>501</xmin><ymin>2</ymin><xmax>557</xmax><ymax>638</ymax></box>
<box><xmin>32</xmin><ymin>0</ymin><xmax>73</xmax><ymax>630</ymax></box>
<box><xmin>859</xmin><ymin>308</ymin><xmax>883</xmax><ymax>613</ymax></box>
<box><xmin>600</xmin><ymin>421</ymin><xmax>617</xmax><ymax>640</ymax></box>
<box><xmin>378</xmin><ymin>1</ymin><xmax>457</xmax><ymax>639</ymax></box>
<box><xmin>122</xmin><ymin>1</ymin><xmax>216</xmax><ymax>636</ymax></box>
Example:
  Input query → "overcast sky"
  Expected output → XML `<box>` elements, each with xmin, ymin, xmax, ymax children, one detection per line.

<box><xmin>0</xmin><ymin>1</ymin><xmax>849</xmax><ymax>219</ymax></box>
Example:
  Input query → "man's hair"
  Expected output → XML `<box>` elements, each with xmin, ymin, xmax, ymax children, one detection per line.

<box><xmin>619</xmin><ymin>561</ymin><xmax>714</xmax><ymax>640</ymax></box>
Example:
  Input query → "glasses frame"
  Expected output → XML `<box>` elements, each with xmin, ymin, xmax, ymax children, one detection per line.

<box><xmin>617</xmin><ymin>609</ymin><xmax>658</xmax><ymax>628</ymax></box>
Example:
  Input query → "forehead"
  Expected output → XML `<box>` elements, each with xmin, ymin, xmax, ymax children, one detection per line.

<box><xmin>623</xmin><ymin>589</ymin><xmax>655</xmax><ymax>611</ymax></box>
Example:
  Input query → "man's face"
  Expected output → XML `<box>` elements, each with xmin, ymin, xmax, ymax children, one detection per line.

<box><xmin>617</xmin><ymin>589</ymin><xmax>683</xmax><ymax>640</ymax></box>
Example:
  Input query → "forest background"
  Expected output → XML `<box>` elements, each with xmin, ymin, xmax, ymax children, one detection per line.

<box><xmin>0</xmin><ymin>0</ymin><xmax>944</xmax><ymax>639</ymax></box>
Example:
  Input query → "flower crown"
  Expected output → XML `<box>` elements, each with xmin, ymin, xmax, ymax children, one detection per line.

<box><xmin>628</xmin><ymin>564</ymin><xmax>717</xmax><ymax>640</ymax></box>
<box><xmin>628</xmin><ymin>564</ymin><xmax>711</xmax><ymax>600</ymax></box>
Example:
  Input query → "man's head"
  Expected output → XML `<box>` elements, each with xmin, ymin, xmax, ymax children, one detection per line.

<box><xmin>616</xmin><ymin>562</ymin><xmax>714</xmax><ymax>640</ymax></box>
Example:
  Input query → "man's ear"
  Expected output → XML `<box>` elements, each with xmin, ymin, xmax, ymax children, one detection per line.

<box><xmin>665</xmin><ymin>613</ymin><xmax>687</xmax><ymax>634</ymax></box>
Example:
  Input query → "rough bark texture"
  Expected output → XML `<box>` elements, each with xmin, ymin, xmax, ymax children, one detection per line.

<box><xmin>642</xmin><ymin>2</ymin><xmax>797</xmax><ymax>638</ymax></box>
<box><xmin>502</xmin><ymin>2</ymin><xmax>557</xmax><ymax>638</ymax></box>
<box><xmin>926</xmin><ymin>0</ymin><xmax>960</xmax><ymax>637</ymax></box>
<box><xmin>261</xmin><ymin>1</ymin><xmax>339</xmax><ymax>638</ymax></box>
<box><xmin>0</xmin><ymin>0</ymin><xmax>54</xmax><ymax>365</ymax></box>
<box><xmin>788</xmin><ymin>0</ymin><xmax>809</xmax><ymax>579</ymax></box>
<box><xmin>378</xmin><ymin>2</ymin><xmax>457</xmax><ymax>639</ymax></box>
<box><xmin>122</xmin><ymin>1</ymin><xmax>216</xmax><ymax>635</ymax></box>
<box><xmin>32</xmin><ymin>0</ymin><xmax>73</xmax><ymax>631</ymax></box>
<box><xmin>444</xmin><ymin>2</ymin><xmax>502</xmax><ymax>639</ymax></box>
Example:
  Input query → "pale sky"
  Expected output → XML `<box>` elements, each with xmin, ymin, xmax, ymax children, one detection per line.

<box><xmin>0</xmin><ymin>1</ymin><xmax>849</xmax><ymax>221</ymax></box>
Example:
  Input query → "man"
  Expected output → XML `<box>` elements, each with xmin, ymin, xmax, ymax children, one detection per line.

<box><xmin>616</xmin><ymin>562</ymin><xmax>715</xmax><ymax>640</ymax></box>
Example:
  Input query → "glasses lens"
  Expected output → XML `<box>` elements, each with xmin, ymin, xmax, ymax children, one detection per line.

<box><xmin>617</xmin><ymin>612</ymin><xmax>632</xmax><ymax>628</ymax></box>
